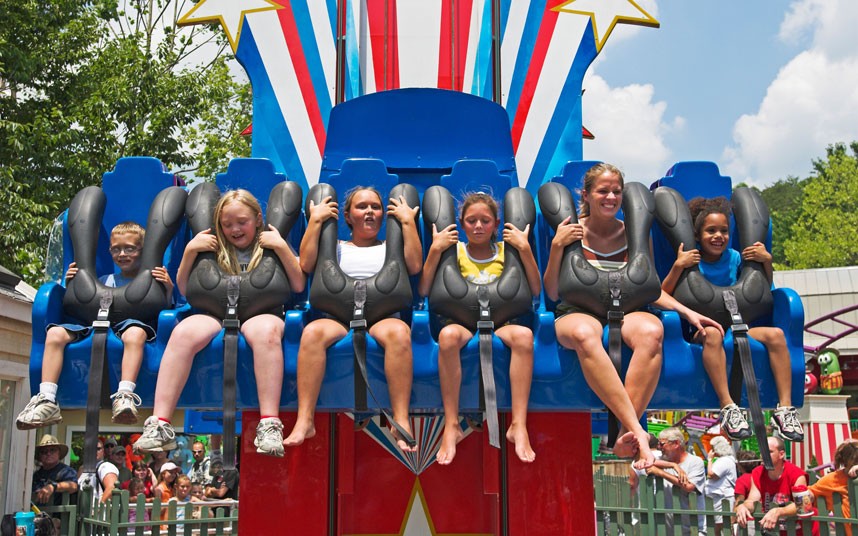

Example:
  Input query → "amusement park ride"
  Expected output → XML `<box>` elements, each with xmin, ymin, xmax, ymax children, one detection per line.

<box><xmin>28</xmin><ymin>1</ymin><xmax>807</xmax><ymax>534</ymax></box>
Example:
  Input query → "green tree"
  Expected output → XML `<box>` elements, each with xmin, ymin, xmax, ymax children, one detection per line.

<box><xmin>0</xmin><ymin>0</ymin><xmax>250</xmax><ymax>283</ymax></box>
<box><xmin>783</xmin><ymin>142</ymin><xmax>858</xmax><ymax>269</ymax></box>
<box><xmin>759</xmin><ymin>176</ymin><xmax>808</xmax><ymax>268</ymax></box>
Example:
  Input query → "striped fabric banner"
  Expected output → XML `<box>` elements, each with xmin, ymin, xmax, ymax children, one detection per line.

<box><xmin>182</xmin><ymin>0</ymin><xmax>658</xmax><ymax>192</ymax></box>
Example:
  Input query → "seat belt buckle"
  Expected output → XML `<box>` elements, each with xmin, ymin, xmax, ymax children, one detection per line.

<box><xmin>607</xmin><ymin>310</ymin><xmax>624</xmax><ymax>322</ymax></box>
<box><xmin>350</xmin><ymin>319</ymin><xmax>367</xmax><ymax>330</ymax></box>
<box><xmin>92</xmin><ymin>319</ymin><xmax>111</xmax><ymax>329</ymax></box>
<box><xmin>477</xmin><ymin>320</ymin><xmax>494</xmax><ymax>331</ymax></box>
<box><xmin>730</xmin><ymin>322</ymin><xmax>748</xmax><ymax>335</ymax></box>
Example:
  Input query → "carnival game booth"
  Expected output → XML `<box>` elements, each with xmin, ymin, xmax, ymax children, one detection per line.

<box><xmin>29</xmin><ymin>90</ymin><xmax>806</xmax><ymax>534</ymax></box>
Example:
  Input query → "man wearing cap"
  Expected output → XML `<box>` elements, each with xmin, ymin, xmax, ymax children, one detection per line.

<box><xmin>204</xmin><ymin>457</ymin><xmax>238</xmax><ymax>501</ymax></box>
<box><xmin>109</xmin><ymin>445</ymin><xmax>133</xmax><ymax>485</ymax></box>
<box><xmin>32</xmin><ymin>435</ymin><xmax>78</xmax><ymax>506</ymax></box>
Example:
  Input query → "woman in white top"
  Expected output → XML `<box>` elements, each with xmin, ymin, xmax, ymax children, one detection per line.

<box><xmin>285</xmin><ymin>186</ymin><xmax>422</xmax><ymax>451</ymax></box>
<box><xmin>705</xmin><ymin>436</ymin><xmax>737</xmax><ymax>535</ymax></box>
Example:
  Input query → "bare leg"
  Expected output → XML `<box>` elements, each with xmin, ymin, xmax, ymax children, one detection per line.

<box><xmin>556</xmin><ymin>313</ymin><xmax>654</xmax><ymax>468</ymax></box>
<box><xmin>496</xmin><ymin>324</ymin><xmax>535</xmax><ymax>463</ymax></box>
<box><xmin>119</xmin><ymin>326</ymin><xmax>147</xmax><ymax>383</ymax></box>
<box><xmin>371</xmin><ymin>318</ymin><xmax>416</xmax><ymax>452</ymax></box>
<box><xmin>152</xmin><ymin>315</ymin><xmax>222</xmax><ymax>420</ymax></box>
<box><xmin>435</xmin><ymin>324</ymin><xmax>471</xmax><ymax>465</ymax></box>
<box><xmin>242</xmin><ymin>314</ymin><xmax>285</xmax><ymax>417</ymax></box>
<box><xmin>697</xmin><ymin>327</ymin><xmax>733</xmax><ymax>408</ymax></box>
<box><xmin>750</xmin><ymin>326</ymin><xmax>792</xmax><ymax>406</ymax></box>
<box><xmin>41</xmin><ymin>326</ymin><xmax>74</xmax><ymax>383</ymax></box>
<box><xmin>621</xmin><ymin>311</ymin><xmax>663</xmax><ymax>420</ymax></box>
<box><xmin>284</xmin><ymin>319</ymin><xmax>347</xmax><ymax>446</ymax></box>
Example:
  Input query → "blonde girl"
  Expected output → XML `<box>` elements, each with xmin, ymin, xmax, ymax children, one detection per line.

<box><xmin>135</xmin><ymin>189</ymin><xmax>305</xmax><ymax>458</ymax></box>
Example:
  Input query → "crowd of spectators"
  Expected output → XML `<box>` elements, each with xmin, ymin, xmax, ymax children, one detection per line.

<box><xmin>30</xmin><ymin>432</ymin><xmax>239</xmax><ymax>522</ymax></box>
<box><xmin>627</xmin><ymin>428</ymin><xmax>858</xmax><ymax>536</ymax></box>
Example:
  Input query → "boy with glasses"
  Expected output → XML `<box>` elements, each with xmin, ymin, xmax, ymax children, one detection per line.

<box><xmin>17</xmin><ymin>222</ymin><xmax>174</xmax><ymax>429</ymax></box>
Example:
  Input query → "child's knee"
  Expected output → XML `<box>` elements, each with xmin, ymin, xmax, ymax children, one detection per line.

<box><xmin>46</xmin><ymin>326</ymin><xmax>74</xmax><ymax>345</ymax></box>
<box><xmin>121</xmin><ymin>327</ymin><xmax>148</xmax><ymax>346</ymax></box>
<box><xmin>501</xmin><ymin>326</ymin><xmax>533</xmax><ymax>351</ymax></box>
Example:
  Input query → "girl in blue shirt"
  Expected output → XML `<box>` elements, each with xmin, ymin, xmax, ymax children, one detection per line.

<box><xmin>661</xmin><ymin>196</ymin><xmax>803</xmax><ymax>442</ymax></box>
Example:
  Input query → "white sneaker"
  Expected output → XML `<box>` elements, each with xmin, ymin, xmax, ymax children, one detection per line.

<box><xmin>254</xmin><ymin>417</ymin><xmax>285</xmax><ymax>457</ymax></box>
<box><xmin>16</xmin><ymin>394</ymin><xmax>62</xmax><ymax>430</ymax></box>
<box><xmin>110</xmin><ymin>391</ymin><xmax>141</xmax><ymax>424</ymax></box>
<box><xmin>134</xmin><ymin>416</ymin><xmax>177</xmax><ymax>453</ymax></box>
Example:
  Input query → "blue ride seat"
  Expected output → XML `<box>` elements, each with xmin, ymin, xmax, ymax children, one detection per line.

<box><xmin>162</xmin><ymin>157</ymin><xmax>306</xmax><ymax>409</ymax></box>
<box><xmin>649</xmin><ymin>161</ymin><xmax>804</xmax><ymax>410</ymax></box>
<box><xmin>30</xmin><ymin>156</ymin><xmax>187</xmax><ymax>407</ymax></box>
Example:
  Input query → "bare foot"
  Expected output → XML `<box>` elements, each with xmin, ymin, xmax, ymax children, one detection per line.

<box><xmin>436</xmin><ymin>423</ymin><xmax>464</xmax><ymax>465</ymax></box>
<box><xmin>611</xmin><ymin>431</ymin><xmax>640</xmax><ymax>459</ymax></box>
<box><xmin>391</xmin><ymin>418</ymin><xmax>417</xmax><ymax>453</ymax></box>
<box><xmin>620</xmin><ymin>430</ymin><xmax>655</xmax><ymax>470</ymax></box>
<box><xmin>283</xmin><ymin>417</ymin><xmax>315</xmax><ymax>447</ymax></box>
<box><xmin>506</xmin><ymin>422</ymin><xmax>536</xmax><ymax>463</ymax></box>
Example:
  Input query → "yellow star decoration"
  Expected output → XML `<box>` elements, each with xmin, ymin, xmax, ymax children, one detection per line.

<box><xmin>178</xmin><ymin>0</ymin><xmax>283</xmax><ymax>52</ymax></box>
<box><xmin>345</xmin><ymin>478</ymin><xmax>492</xmax><ymax>536</ymax></box>
<box><xmin>553</xmin><ymin>0</ymin><xmax>659</xmax><ymax>53</ymax></box>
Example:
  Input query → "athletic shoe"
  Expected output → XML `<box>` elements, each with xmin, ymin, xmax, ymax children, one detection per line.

<box><xmin>110</xmin><ymin>391</ymin><xmax>141</xmax><ymax>424</ymax></box>
<box><xmin>771</xmin><ymin>405</ymin><xmax>805</xmax><ymax>442</ymax></box>
<box><xmin>134</xmin><ymin>416</ymin><xmax>177</xmax><ymax>453</ymax></box>
<box><xmin>254</xmin><ymin>417</ymin><xmax>285</xmax><ymax>457</ymax></box>
<box><xmin>720</xmin><ymin>404</ymin><xmax>753</xmax><ymax>440</ymax></box>
<box><xmin>16</xmin><ymin>393</ymin><xmax>62</xmax><ymax>430</ymax></box>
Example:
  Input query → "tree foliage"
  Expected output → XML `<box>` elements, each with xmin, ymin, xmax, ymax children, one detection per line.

<box><xmin>0</xmin><ymin>0</ymin><xmax>250</xmax><ymax>283</ymax></box>
<box><xmin>759</xmin><ymin>176</ymin><xmax>808</xmax><ymax>268</ymax></box>
<box><xmin>782</xmin><ymin>142</ymin><xmax>858</xmax><ymax>269</ymax></box>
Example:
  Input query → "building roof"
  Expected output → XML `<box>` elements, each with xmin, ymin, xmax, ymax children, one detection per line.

<box><xmin>0</xmin><ymin>265</ymin><xmax>36</xmax><ymax>324</ymax></box>
<box><xmin>775</xmin><ymin>266</ymin><xmax>858</xmax><ymax>356</ymax></box>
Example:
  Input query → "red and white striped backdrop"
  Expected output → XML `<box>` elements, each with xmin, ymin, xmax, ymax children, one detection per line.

<box><xmin>791</xmin><ymin>422</ymin><xmax>852</xmax><ymax>469</ymax></box>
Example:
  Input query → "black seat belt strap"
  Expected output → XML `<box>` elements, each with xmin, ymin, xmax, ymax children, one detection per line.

<box><xmin>606</xmin><ymin>271</ymin><xmax>624</xmax><ymax>448</ymax></box>
<box><xmin>477</xmin><ymin>286</ymin><xmax>501</xmax><ymax>449</ymax></box>
<box><xmin>351</xmin><ymin>280</ymin><xmax>416</xmax><ymax>448</ymax></box>
<box><xmin>222</xmin><ymin>276</ymin><xmax>240</xmax><ymax>471</ymax></box>
<box><xmin>724</xmin><ymin>289</ymin><xmax>773</xmax><ymax>471</ymax></box>
<box><xmin>84</xmin><ymin>293</ymin><xmax>113</xmax><ymax>473</ymax></box>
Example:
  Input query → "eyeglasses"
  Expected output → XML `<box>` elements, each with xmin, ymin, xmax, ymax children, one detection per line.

<box><xmin>109</xmin><ymin>246</ymin><xmax>141</xmax><ymax>255</ymax></box>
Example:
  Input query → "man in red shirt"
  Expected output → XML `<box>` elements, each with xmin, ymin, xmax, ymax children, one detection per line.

<box><xmin>735</xmin><ymin>436</ymin><xmax>819</xmax><ymax>535</ymax></box>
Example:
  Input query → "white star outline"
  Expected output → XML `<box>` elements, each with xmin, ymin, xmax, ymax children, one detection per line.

<box><xmin>553</xmin><ymin>0</ymin><xmax>659</xmax><ymax>53</ymax></box>
<box><xmin>177</xmin><ymin>0</ymin><xmax>283</xmax><ymax>52</ymax></box>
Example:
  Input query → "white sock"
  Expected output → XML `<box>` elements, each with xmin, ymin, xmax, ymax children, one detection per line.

<box><xmin>39</xmin><ymin>382</ymin><xmax>58</xmax><ymax>402</ymax></box>
<box><xmin>118</xmin><ymin>381</ymin><xmax>136</xmax><ymax>393</ymax></box>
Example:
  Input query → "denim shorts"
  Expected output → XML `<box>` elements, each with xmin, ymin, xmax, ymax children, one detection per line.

<box><xmin>47</xmin><ymin>319</ymin><xmax>156</xmax><ymax>342</ymax></box>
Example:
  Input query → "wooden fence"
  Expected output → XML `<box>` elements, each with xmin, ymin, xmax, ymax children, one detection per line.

<box><xmin>595</xmin><ymin>468</ymin><xmax>858</xmax><ymax>536</ymax></box>
<box><xmin>41</xmin><ymin>487</ymin><xmax>237</xmax><ymax>536</ymax></box>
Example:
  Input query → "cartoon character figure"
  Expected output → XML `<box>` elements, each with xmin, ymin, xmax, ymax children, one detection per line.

<box><xmin>818</xmin><ymin>348</ymin><xmax>843</xmax><ymax>394</ymax></box>
<box><xmin>171</xmin><ymin>436</ymin><xmax>195</xmax><ymax>474</ymax></box>
<box><xmin>804</xmin><ymin>370</ymin><xmax>819</xmax><ymax>395</ymax></box>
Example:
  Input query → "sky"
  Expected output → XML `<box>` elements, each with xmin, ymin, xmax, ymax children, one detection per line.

<box><xmin>580</xmin><ymin>0</ymin><xmax>858</xmax><ymax>188</ymax></box>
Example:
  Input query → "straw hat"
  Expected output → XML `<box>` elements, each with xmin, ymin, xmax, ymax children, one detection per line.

<box><xmin>36</xmin><ymin>435</ymin><xmax>69</xmax><ymax>459</ymax></box>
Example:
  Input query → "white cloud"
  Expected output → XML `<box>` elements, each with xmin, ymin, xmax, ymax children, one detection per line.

<box><xmin>723</xmin><ymin>0</ymin><xmax>858</xmax><ymax>186</ymax></box>
<box><xmin>581</xmin><ymin>73</ymin><xmax>681</xmax><ymax>183</ymax></box>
